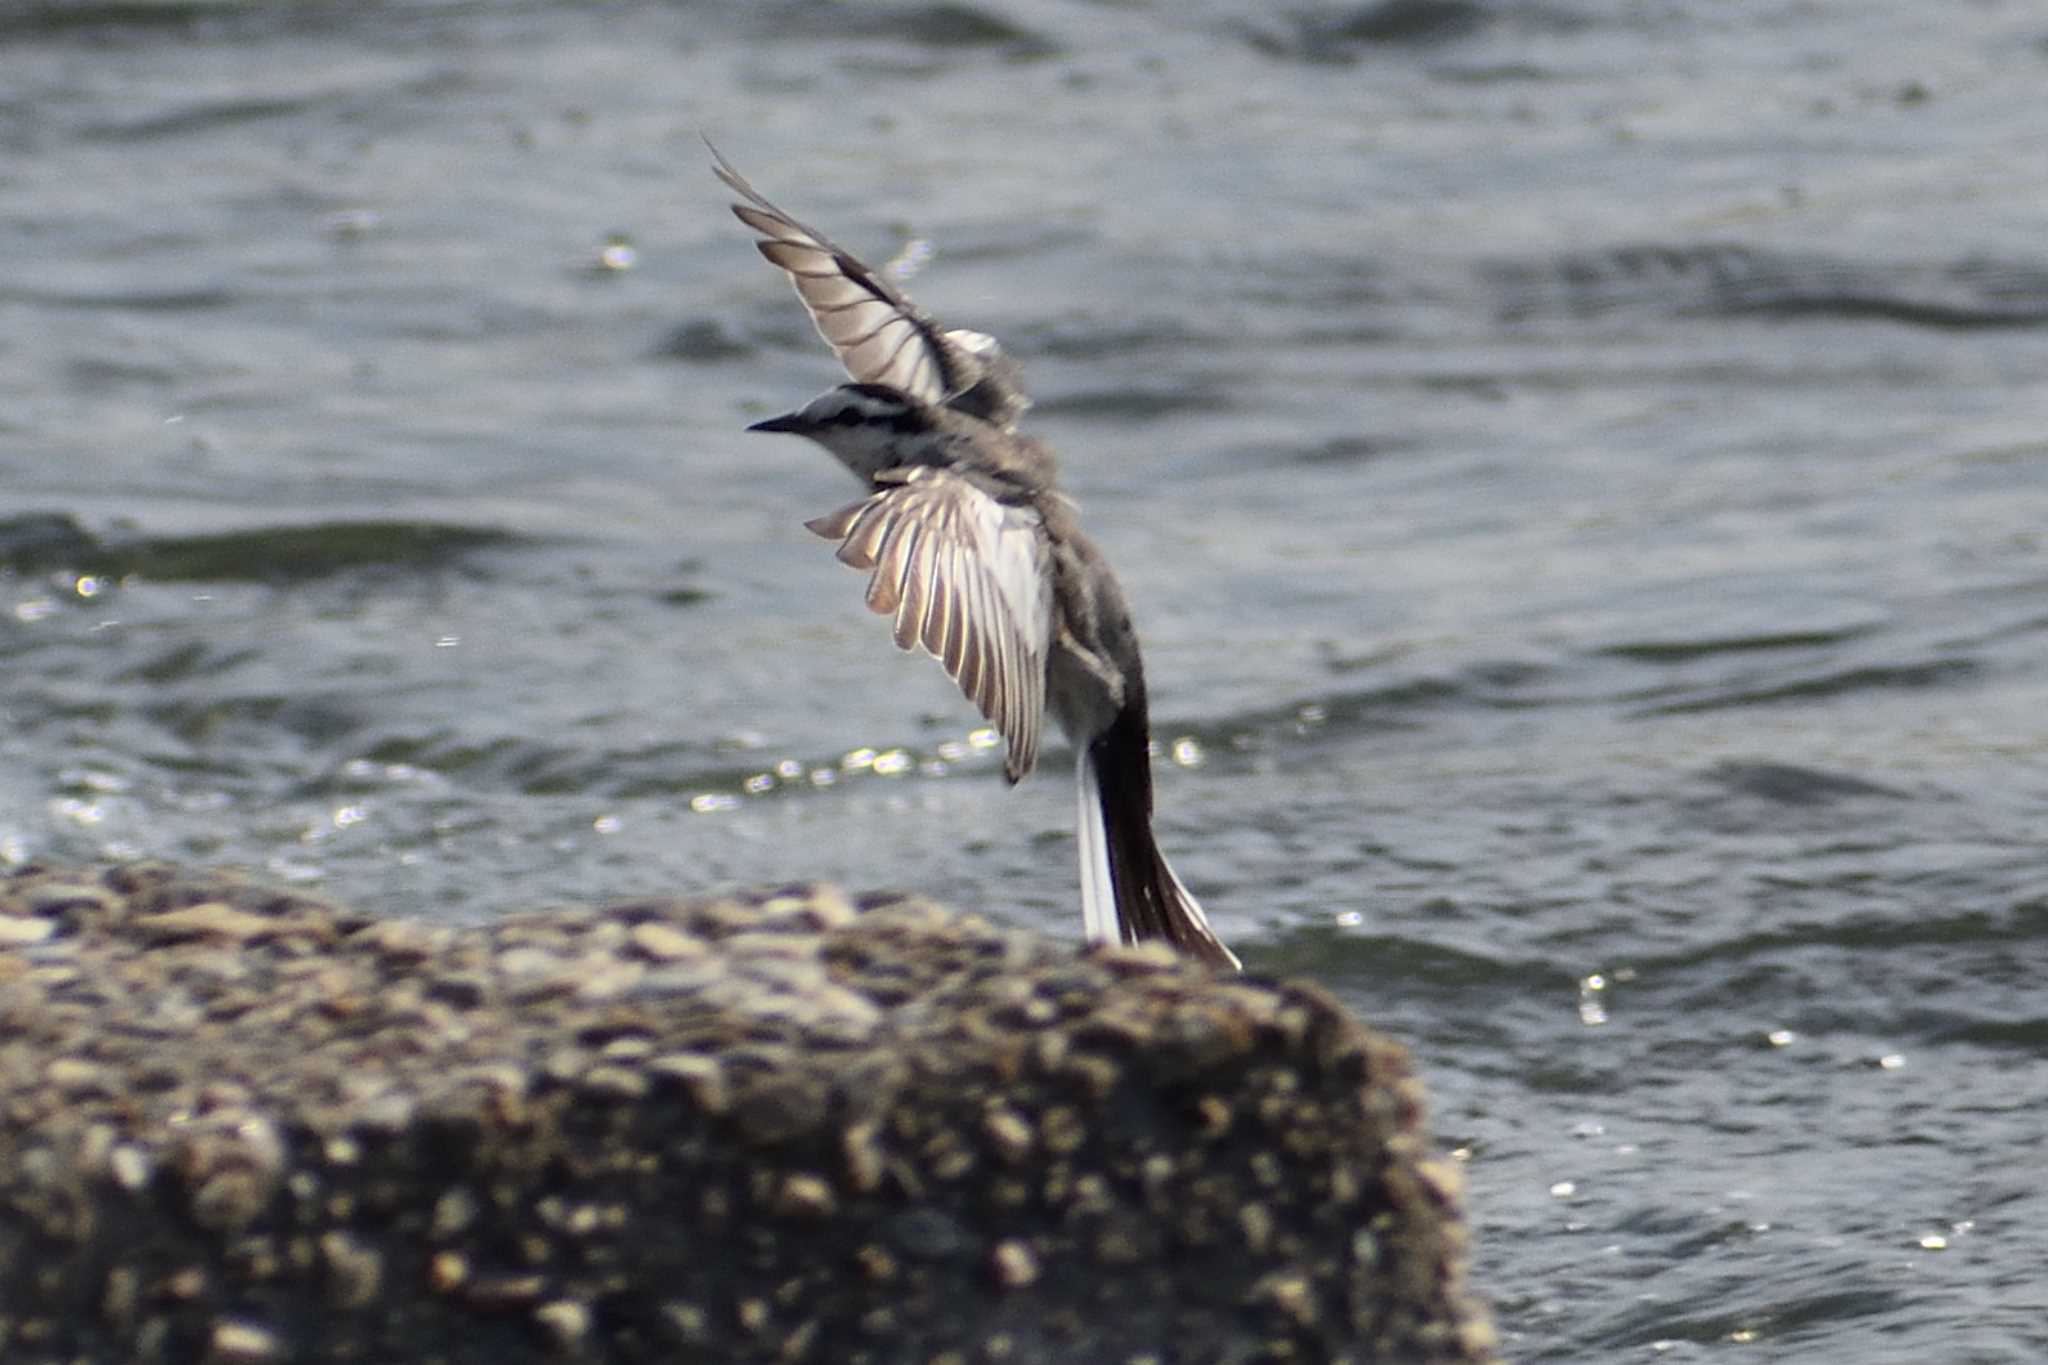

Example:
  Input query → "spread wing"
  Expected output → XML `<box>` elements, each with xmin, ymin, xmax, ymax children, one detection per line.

<box><xmin>804</xmin><ymin>466</ymin><xmax>1053</xmax><ymax>783</ymax></box>
<box><xmin>710</xmin><ymin>141</ymin><xmax>1030</xmax><ymax>429</ymax></box>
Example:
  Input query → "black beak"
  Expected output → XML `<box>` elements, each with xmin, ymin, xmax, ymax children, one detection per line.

<box><xmin>745</xmin><ymin>412</ymin><xmax>806</xmax><ymax>434</ymax></box>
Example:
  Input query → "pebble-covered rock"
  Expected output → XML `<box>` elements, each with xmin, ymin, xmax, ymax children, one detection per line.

<box><xmin>0</xmin><ymin>862</ymin><xmax>1497</xmax><ymax>1364</ymax></box>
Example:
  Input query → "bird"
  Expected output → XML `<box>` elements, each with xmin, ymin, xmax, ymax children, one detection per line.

<box><xmin>713</xmin><ymin>143</ymin><xmax>1240</xmax><ymax>971</ymax></box>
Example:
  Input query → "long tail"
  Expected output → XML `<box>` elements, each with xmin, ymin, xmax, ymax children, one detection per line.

<box><xmin>1074</xmin><ymin>711</ymin><xmax>1241</xmax><ymax>971</ymax></box>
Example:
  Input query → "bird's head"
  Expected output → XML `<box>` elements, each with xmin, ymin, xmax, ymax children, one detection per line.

<box><xmin>746</xmin><ymin>383</ymin><xmax>945</xmax><ymax>479</ymax></box>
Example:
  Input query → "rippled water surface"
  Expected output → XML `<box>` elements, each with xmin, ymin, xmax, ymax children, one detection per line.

<box><xmin>5</xmin><ymin>2</ymin><xmax>2046</xmax><ymax>1359</ymax></box>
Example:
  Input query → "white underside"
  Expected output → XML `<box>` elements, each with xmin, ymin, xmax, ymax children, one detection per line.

<box><xmin>1074</xmin><ymin>750</ymin><xmax>1122</xmax><ymax>946</ymax></box>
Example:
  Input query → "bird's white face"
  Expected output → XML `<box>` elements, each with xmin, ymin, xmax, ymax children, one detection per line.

<box><xmin>749</xmin><ymin>384</ymin><xmax>947</xmax><ymax>480</ymax></box>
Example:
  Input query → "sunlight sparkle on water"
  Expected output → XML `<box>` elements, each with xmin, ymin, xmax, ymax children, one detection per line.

<box><xmin>52</xmin><ymin>798</ymin><xmax>103</xmax><ymax>826</ymax></box>
<box><xmin>885</xmin><ymin>236</ymin><xmax>934</xmax><ymax>283</ymax></box>
<box><xmin>1577</xmin><ymin>973</ymin><xmax>1608</xmax><ymax>1026</ymax></box>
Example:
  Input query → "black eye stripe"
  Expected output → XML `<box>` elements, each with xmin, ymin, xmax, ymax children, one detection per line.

<box><xmin>804</xmin><ymin>389</ymin><xmax>932</xmax><ymax>434</ymax></box>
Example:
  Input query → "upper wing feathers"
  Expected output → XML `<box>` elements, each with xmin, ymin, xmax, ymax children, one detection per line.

<box><xmin>712</xmin><ymin>141</ymin><xmax>1033</xmax><ymax>428</ymax></box>
<box><xmin>804</xmin><ymin>468</ymin><xmax>1052</xmax><ymax>782</ymax></box>
<box><xmin>711</xmin><ymin>143</ymin><xmax>965</xmax><ymax>408</ymax></box>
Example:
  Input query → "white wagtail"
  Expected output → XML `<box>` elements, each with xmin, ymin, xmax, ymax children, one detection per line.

<box><xmin>714</xmin><ymin>145</ymin><xmax>1240</xmax><ymax>970</ymax></box>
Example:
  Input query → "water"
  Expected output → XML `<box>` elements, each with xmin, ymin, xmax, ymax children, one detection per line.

<box><xmin>4</xmin><ymin>2</ymin><xmax>2046</xmax><ymax>1359</ymax></box>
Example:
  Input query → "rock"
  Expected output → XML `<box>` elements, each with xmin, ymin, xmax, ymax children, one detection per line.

<box><xmin>132</xmin><ymin>900</ymin><xmax>282</xmax><ymax>943</ymax></box>
<box><xmin>0</xmin><ymin>913</ymin><xmax>55</xmax><ymax>946</ymax></box>
<box><xmin>0</xmin><ymin>861</ymin><xmax>1497</xmax><ymax>1364</ymax></box>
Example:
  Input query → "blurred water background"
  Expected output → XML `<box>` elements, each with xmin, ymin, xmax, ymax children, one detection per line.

<box><xmin>4</xmin><ymin>1</ymin><xmax>2047</xmax><ymax>1358</ymax></box>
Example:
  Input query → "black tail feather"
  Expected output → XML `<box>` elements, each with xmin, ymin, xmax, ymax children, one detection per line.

<box><xmin>1088</xmin><ymin>702</ymin><xmax>1240</xmax><ymax>970</ymax></box>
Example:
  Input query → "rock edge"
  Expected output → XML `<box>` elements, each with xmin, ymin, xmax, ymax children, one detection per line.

<box><xmin>0</xmin><ymin>862</ymin><xmax>1496</xmax><ymax>1364</ymax></box>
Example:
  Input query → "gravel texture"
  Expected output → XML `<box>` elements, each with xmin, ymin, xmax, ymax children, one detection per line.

<box><xmin>0</xmin><ymin>862</ymin><xmax>1496</xmax><ymax>1364</ymax></box>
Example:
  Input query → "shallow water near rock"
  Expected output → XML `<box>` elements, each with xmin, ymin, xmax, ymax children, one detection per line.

<box><xmin>4</xmin><ymin>2</ymin><xmax>2045</xmax><ymax>1359</ymax></box>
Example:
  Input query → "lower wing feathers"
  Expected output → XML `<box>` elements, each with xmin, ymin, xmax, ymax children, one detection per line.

<box><xmin>805</xmin><ymin>469</ymin><xmax>1051</xmax><ymax>781</ymax></box>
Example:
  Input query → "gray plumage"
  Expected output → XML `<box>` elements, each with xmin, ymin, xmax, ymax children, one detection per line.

<box><xmin>720</xmin><ymin>147</ymin><xmax>1239</xmax><ymax>970</ymax></box>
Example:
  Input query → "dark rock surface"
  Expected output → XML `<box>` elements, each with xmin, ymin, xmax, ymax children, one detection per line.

<box><xmin>0</xmin><ymin>863</ymin><xmax>1496</xmax><ymax>1364</ymax></box>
